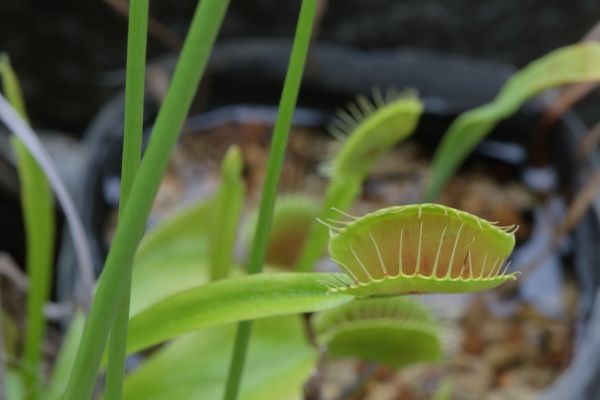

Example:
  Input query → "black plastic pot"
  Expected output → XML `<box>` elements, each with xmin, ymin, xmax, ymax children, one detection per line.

<box><xmin>72</xmin><ymin>39</ymin><xmax>600</xmax><ymax>398</ymax></box>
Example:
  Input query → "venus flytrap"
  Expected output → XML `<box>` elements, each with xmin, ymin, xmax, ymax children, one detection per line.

<box><xmin>312</xmin><ymin>297</ymin><xmax>442</xmax><ymax>368</ymax></box>
<box><xmin>327</xmin><ymin>90</ymin><xmax>422</xmax><ymax>178</ymax></box>
<box><xmin>295</xmin><ymin>92</ymin><xmax>423</xmax><ymax>272</ymax></box>
<box><xmin>426</xmin><ymin>42</ymin><xmax>600</xmax><ymax>201</ymax></box>
<box><xmin>323</xmin><ymin>203</ymin><xmax>518</xmax><ymax>296</ymax></box>
<box><xmin>4</xmin><ymin>5</ymin><xmax>588</xmax><ymax>400</ymax></box>
<box><xmin>121</xmin><ymin>203</ymin><xmax>517</xmax><ymax>355</ymax></box>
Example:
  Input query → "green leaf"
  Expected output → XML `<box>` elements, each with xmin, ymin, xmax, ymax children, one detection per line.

<box><xmin>62</xmin><ymin>2</ymin><xmax>232</xmax><ymax>396</ymax></box>
<box><xmin>295</xmin><ymin>94</ymin><xmax>423</xmax><ymax>272</ymax></box>
<box><xmin>130</xmin><ymin>198</ymin><xmax>214</xmax><ymax>316</ymax></box>
<box><xmin>312</xmin><ymin>297</ymin><xmax>442</xmax><ymax>368</ymax></box>
<box><xmin>46</xmin><ymin>312</ymin><xmax>85</xmax><ymax>400</ymax></box>
<box><xmin>105</xmin><ymin>0</ymin><xmax>149</xmax><ymax>395</ymax></box>
<box><xmin>330</xmin><ymin>92</ymin><xmax>423</xmax><ymax>179</ymax></box>
<box><xmin>426</xmin><ymin>42</ymin><xmax>600</xmax><ymax>200</ymax></box>
<box><xmin>131</xmin><ymin>256</ymin><xmax>210</xmax><ymax>317</ymax></box>
<box><xmin>123</xmin><ymin>316</ymin><xmax>316</xmax><ymax>400</ymax></box>
<box><xmin>225</xmin><ymin>0</ymin><xmax>321</xmax><ymax>397</ymax></box>
<box><xmin>127</xmin><ymin>273</ymin><xmax>354</xmax><ymax>354</ymax></box>
<box><xmin>0</xmin><ymin>54</ymin><xmax>55</xmax><ymax>399</ymax></box>
<box><xmin>210</xmin><ymin>146</ymin><xmax>245</xmax><ymax>280</ymax></box>
<box><xmin>243</xmin><ymin>194</ymin><xmax>321</xmax><ymax>269</ymax></box>
<box><xmin>5</xmin><ymin>368</ymin><xmax>25</xmax><ymax>400</ymax></box>
<box><xmin>135</xmin><ymin>199</ymin><xmax>213</xmax><ymax>265</ymax></box>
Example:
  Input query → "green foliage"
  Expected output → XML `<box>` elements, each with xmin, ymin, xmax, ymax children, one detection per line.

<box><xmin>0</xmin><ymin>55</ymin><xmax>55</xmax><ymax>399</ymax></box>
<box><xmin>5</xmin><ymin>369</ymin><xmax>24</xmax><ymax>400</ymax></box>
<box><xmin>123</xmin><ymin>316</ymin><xmax>316</xmax><ymax>400</ymax></box>
<box><xmin>46</xmin><ymin>312</ymin><xmax>85</xmax><ymax>400</ymax></box>
<box><xmin>325</xmin><ymin>203</ymin><xmax>517</xmax><ymax>296</ymax></box>
<box><xmin>126</xmin><ymin>273</ymin><xmax>353</xmax><ymax>354</ymax></box>
<box><xmin>106</xmin><ymin>0</ymin><xmax>149</xmax><ymax>396</ymax></box>
<box><xmin>426</xmin><ymin>42</ymin><xmax>600</xmax><ymax>200</ymax></box>
<box><xmin>224</xmin><ymin>1</ymin><xmax>319</xmax><ymax>398</ymax></box>
<box><xmin>210</xmin><ymin>146</ymin><xmax>245</xmax><ymax>280</ymax></box>
<box><xmin>244</xmin><ymin>194</ymin><xmax>320</xmax><ymax>269</ymax></box>
<box><xmin>330</xmin><ymin>91</ymin><xmax>423</xmax><ymax>178</ymax></box>
<box><xmin>295</xmin><ymin>94</ymin><xmax>423</xmax><ymax>272</ymax></box>
<box><xmin>130</xmin><ymin>199</ymin><xmax>214</xmax><ymax>315</ymax></box>
<box><xmin>135</xmin><ymin>199</ymin><xmax>213</xmax><ymax>264</ymax></box>
<box><xmin>312</xmin><ymin>297</ymin><xmax>442</xmax><ymax>368</ymax></box>
<box><xmin>17</xmin><ymin>6</ymin><xmax>598</xmax><ymax>400</ymax></box>
<box><xmin>63</xmin><ymin>1</ymin><xmax>231</xmax><ymax>398</ymax></box>
<box><xmin>131</xmin><ymin>256</ymin><xmax>210</xmax><ymax>316</ymax></box>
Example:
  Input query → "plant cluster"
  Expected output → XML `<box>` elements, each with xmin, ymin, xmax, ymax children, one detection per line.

<box><xmin>1</xmin><ymin>1</ymin><xmax>600</xmax><ymax>399</ymax></box>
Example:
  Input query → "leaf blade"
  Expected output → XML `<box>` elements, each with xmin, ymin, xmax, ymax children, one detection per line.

<box><xmin>426</xmin><ymin>42</ymin><xmax>600</xmax><ymax>200</ymax></box>
<box><xmin>127</xmin><ymin>273</ymin><xmax>353</xmax><ymax>354</ymax></box>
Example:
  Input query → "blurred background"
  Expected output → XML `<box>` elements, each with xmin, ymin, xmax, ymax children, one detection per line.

<box><xmin>1</xmin><ymin>0</ymin><xmax>600</xmax><ymax>133</ymax></box>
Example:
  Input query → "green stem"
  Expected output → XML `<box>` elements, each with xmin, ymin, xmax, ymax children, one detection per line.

<box><xmin>222</xmin><ymin>1</ymin><xmax>318</xmax><ymax>399</ymax></box>
<box><xmin>210</xmin><ymin>146</ymin><xmax>245</xmax><ymax>281</ymax></box>
<box><xmin>62</xmin><ymin>1</ymin><xmax>230</xmax><ymax>399</ymax></box>
<box><xmin>0</xmin><ymin>56</ymin><xmax>55</xmax><ymax>400</ymax></box>
<box><xmin>104</xmin><ymin>0</ymin><xmax>148</xmax><ymax>399</ymax></box>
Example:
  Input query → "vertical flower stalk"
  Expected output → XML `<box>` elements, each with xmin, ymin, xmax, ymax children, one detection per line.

<box><xmin>222</xmin><ymin>1</ymin><xmax>319</xmax><ymax>399</ymax></box>
<box><xmin>62</xmin><ymin>1</ymin><xmax>231</xmax><ymax>399</ymax></box>
<box><xmin>104</xmin><ymin>0</ymin><xmax>149</xmax><ymax>398</ymax></box>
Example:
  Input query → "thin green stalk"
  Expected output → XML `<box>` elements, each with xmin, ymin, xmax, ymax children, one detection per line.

<box><xmin>62</xmin><ymin>1</ymin><xmax>230</xmax><ymax>399</ymax></box>
<box><xmin>105</xmin><ymin>0</ymin><xmax>148</xmax><ymax>399</ymax></box>
<box><xmin>0</xmin><ymin>56</ymin><xmax>55</xmax><ymax>400</ymax></box>
<box><xmin>210</xmin><ymin>146</ymin><xmax>245</xmax><ymax>281</ymax></box>
<box><xmin>222</xmin><ymin>1</ymin><xmax>318</xmax><ymax>399</ymax></box>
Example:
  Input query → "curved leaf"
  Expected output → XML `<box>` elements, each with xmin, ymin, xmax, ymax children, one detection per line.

<box><xmin>132</xmin><ymin>198</ymin><xmax>215</xmax><ymax>315</ymax></box>
<box><xmin>127</xmin><ymin>273</ymin><xmax>354</xmax><ymax>353</ymax></box>
<box><xmin>313</xmin><ymin>297</ymin><xmax>441</xmax><ymax>368</ymax></box>
<box><xmin>123</xmin><ymin>316</ymin><xmax>316</xmax><ymax>400</ymax></box>
<box><xmin>427</xmin><ymin>42</ymin><xmax>600</xmax><ymax>200</ymax></box>
<box><xmin>135</xmin><ymin>199</ymin><xmax>213</xmax><ymax>264</ymax></box>
<box><xmin>131</xmin><ymin>256</ymin><xmax>210</xmax><ymax>317</ymax></box>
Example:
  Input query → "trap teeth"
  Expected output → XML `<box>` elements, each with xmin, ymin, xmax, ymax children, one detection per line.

<box><xmin>327</xmin><ymin>93</ymin><xmax>422</xmax><ymax>178</ymax></box>
<box><xmin>327</xmin><ymin>203</ymin><xmax>518</xmax><ymax>296</ymax></box>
